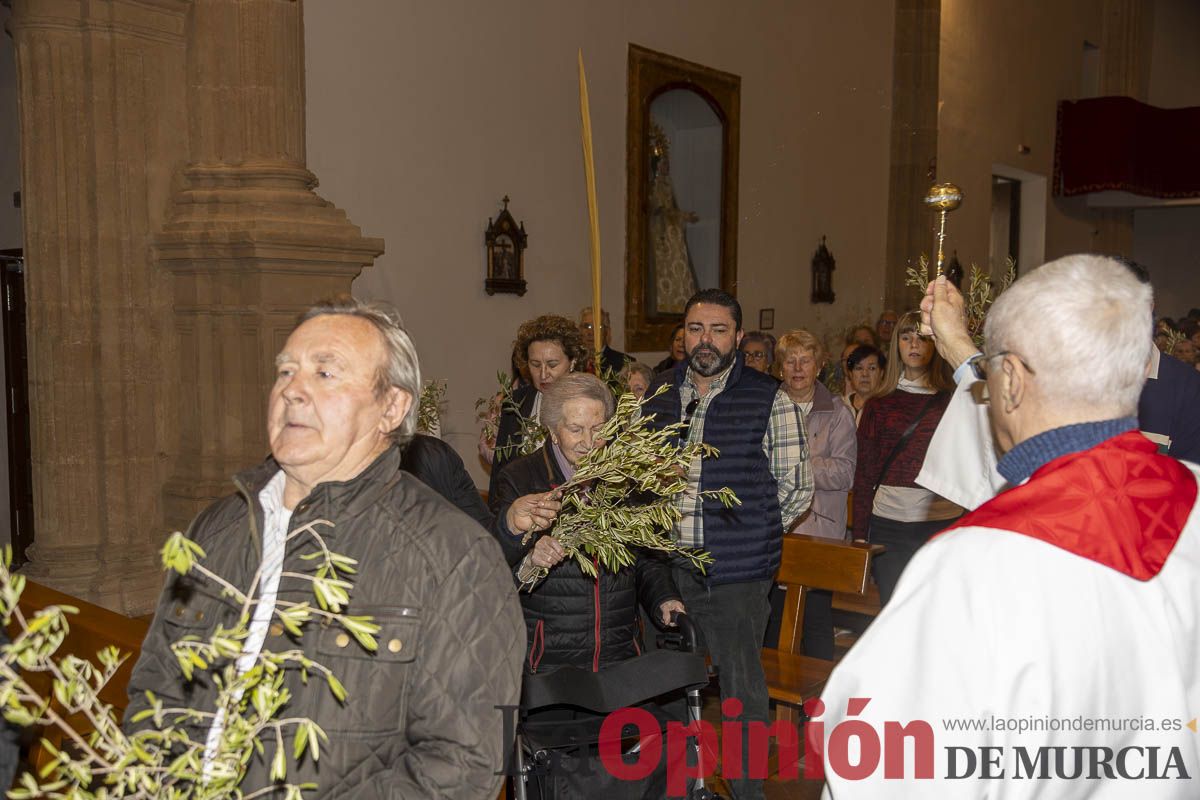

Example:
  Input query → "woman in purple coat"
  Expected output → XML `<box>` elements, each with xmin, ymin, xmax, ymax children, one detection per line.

<box><xmin>774</xmin><ymin>329</ymin><xmax>857</xmax><ymax>659</ymax></box>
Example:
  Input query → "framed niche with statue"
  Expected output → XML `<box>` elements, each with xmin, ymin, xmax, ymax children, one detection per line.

<box><xmin>485</xmin><ymin>196</ymin><xmax>527</xmax><ymax>296</ymax></box>
<box><xmin>624</xmin><ymin>44</ymin><xmax>741</xmax><ymax>351</ymax></box>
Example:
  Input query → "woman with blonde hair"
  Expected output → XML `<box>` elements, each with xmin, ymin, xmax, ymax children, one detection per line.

<box><xmin>851</xmin><ymin>311</ymin><xmax>959</xmax><ymax>606</ymax></box>
<box><xmin>773</xmin><ymin>328</ymin><xmax>857</xmax><ymax>659</ymax></box>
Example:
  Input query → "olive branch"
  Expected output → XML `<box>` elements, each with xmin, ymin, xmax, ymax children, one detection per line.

<box><xmin>1160</xmin><ymin>327</ymin><xmax>1186</xmax><ymax>356</ymax></box>
<box><xmin>522</xmin><ymin>386</ymin><xmax>736</xmax><ymax>585</ymax></box>
<box><xmin>590</xmin><ymin>349</ymin><xmax>630</xmax><ymax>399</ymax></box>
<box><xmin>416</xmin><ymin>379</ymin><xmax>446</xmax><ymax>436</ymax></box>
<box><xmin>0</xmin><ymin>517</ymin><xmax>376</xmax><ymax>799</ymax></box>
<box><xmin>906</xmin><ymin>254</ymin><xmax>1016</xmax><ymax>346</ymax></box>
<box><xmin>489</xmin><ymin>371</ymin><xmax>546</xmax><ymax>461</ymax></box>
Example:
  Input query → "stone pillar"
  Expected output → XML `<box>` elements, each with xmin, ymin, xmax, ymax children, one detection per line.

<box><xmin>156</xmin><ymin>0</ymin><xmax>383</xmax><ymax>532</ymax></box>
<box><xmin>10</xmin><ymin>0</ymin><xmax>381</xmax><ymax>616</ymax></box>
<box><xmin>883</xmin><ymin>0</ymin><xmax>940</xmax><ymax>311</ymax></box>
<box><xmin>9</xmin><ymin>0</ymin><xmax>190</xmax><ymax>614</ymax></box>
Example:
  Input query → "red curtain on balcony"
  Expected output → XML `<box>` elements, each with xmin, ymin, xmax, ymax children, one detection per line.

<box><xmin>1054</xmin><ymin>97</ymin><xmax>1200</xmax><ymax>198</ymax></box>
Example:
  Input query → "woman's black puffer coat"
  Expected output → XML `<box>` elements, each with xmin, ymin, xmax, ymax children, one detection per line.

<box><xmin>490</xmin><ymin>445</ymin><xmax>681</xmax><ymax>673</ymax></box>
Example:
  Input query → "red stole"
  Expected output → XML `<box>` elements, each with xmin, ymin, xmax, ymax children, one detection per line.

<box><xmin>946</xmin><ymin>431</ymin><xmax>1197</xmax><ymax>580</ymax></box>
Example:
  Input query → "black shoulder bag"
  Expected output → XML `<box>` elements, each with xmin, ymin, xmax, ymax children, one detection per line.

<box><xmin>871</xmin><ymin>392</ymin><xmax>941</xmax><ymax>493</ymax></box>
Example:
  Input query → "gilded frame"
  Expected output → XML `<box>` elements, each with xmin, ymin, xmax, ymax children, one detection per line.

<box><xmin>624</xmin><ymin>44</ymin><xmax>740</xmax><ymax>352</ymax></box>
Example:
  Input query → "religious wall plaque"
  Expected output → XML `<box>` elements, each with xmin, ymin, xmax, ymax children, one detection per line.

<box><xmin>811</xmin><ymin>236</ymin><xmax>836</xmax><ymax>304</ymax></box>
<box><xmin>485</xmin><ymin>196</ymin><xmax>527</xmax><ymax>296</ymax></box>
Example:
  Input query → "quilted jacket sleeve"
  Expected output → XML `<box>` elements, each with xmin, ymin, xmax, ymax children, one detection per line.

<box><xmin>358</xmin><ymin>536</ymin><xmax>526</xmax><ymax>798</ymax></box>
<box><xmin>123</xmin><ymin>503</ymin><xmax>228</xmax><ymax>734</ymax></box>
<box><xmin>488</xmin><ymin>460</ymin><xmax>540</xmax><ymax>568</ymax></box>
<box><xmin>122</xmin><ymin>571</ymin><xmax>186</xmax><ymax>732</ymax></box>
<box><xmin>634</xmin><ymin>550</ymin><xmax>681</xmax><ymax>624</ymax></box>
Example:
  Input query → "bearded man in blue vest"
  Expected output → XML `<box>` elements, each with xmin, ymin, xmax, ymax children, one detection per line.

<box><xmin>642</xmin><ymin>289</ymin><xmax>813</xmax><ymax>800</ymax></box>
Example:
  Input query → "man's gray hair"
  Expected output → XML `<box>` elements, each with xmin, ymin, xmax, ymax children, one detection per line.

<box><xmin>540</xmin><ymin>373</ymin><xmax>614</xmax><ymax>433</ymax></box>
<box><xmin>579</xmin><ymin>305</ymin><xmax>611</xmax><ymax>325</ymax></box>
<box><xmin>299</xmin><ymin>295</ymin><xmax>422</xmax><ymax>447</ymax></box>
<box><xmin>984</xmin><ymin>255</ymin><xmax>1152</xmax><ymax>416</ymax></box>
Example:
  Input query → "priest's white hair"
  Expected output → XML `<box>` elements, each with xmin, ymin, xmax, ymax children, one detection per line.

<box><xmin>984</xmin><ymin>254</ymin><xmax>1153</xmax><ymax>416</ymax></box>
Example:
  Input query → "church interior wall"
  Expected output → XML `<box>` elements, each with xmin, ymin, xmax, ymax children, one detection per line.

<box><xmin>936</xmin><ymin>0</ymin><xmax>1106</xmax><ymax>277</ymax></box>
<box><xmin>1134</xmin><ymin>207</ymin><xmax>1200</xmax><ymax>320</ymax></box>
<box><xmin>1132</xmin><ymin>0</ymin><xmax>1200</xmax><ymax>320</ymax></box>
<box><xmin>304</xmin><ymin>0</ymin><xmax>897</xmax><ymax>487</ymax></box>
<box><xmin>1145</xmin><ymin>0</ymin><xmax>1200</xmax><ymax>110</ymax></box>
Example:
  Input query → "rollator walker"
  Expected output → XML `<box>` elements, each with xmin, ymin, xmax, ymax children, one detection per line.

<box><xmin>511</xmin><ymin>612</ymin><xmax>717</xmax><ymax>800</ymax></box>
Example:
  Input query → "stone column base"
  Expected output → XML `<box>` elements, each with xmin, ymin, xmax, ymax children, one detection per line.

<box><xmin>20</xmin><ymin>541</ymin><xmax>164</xmax><ymax>617</ymax></box>
<box><xmin>157</xmin><ymin>162</ymin><xmax>384</xmax><ymax>532</ymax></box>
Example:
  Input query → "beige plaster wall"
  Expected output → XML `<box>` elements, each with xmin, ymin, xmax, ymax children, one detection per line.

<box><xmin>937</xmin><ymin>0</ymin><xmax>1105</xmax><ymax>272</ymax></box>
<box><xmin>1132</xmin><ymin>0</ymin><xmax>1200</xmax><ymax>319</ymax></box>
<box><xmin>304</xmin><ymin>0</ymin><xmax>896</xmax><ymax>487</ymax></box>
<box><xmin>1147</xmin><ymin>0</ymin><xmax>1200</xmax><ymax>109</ymax></box>
<box><xmin>1134</xmin><ymin>207</ymin><xmax>1200</xmax><ymax>320</ymax></box>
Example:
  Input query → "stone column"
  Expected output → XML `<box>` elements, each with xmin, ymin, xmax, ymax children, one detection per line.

<box><xmin>882</xmin><ymin>0</ymin><xmax>940</xmax><ymax>311</ymax></box>
<box><xmin>11</xmin><ymin>0</ymin><xmax>381</xmax><ymax>616</ymax></box>
<box><xmin>9</xmin><ymin>0</ymin><xmax>190</xmax><ymax>614</ymax></box>
<box><xmin>156</xmin><ymin>0</ymin><xmax>383</xmax><ymax>533</ymax></box>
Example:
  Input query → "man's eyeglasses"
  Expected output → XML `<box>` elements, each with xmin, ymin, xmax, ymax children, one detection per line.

<box><xmin>581</xmin><ymin>323</ymin><xmax>607</xmax><ymax>332</ymax></box>
<box><xmin>743</xmin><ymin>351</ymin><xmax>768</xmax><ymax>362</ymax></box>
<box><xmin>969</xmin><ymin>351</ymin><xmax>1037</xmax><ymax>381</ymax></box>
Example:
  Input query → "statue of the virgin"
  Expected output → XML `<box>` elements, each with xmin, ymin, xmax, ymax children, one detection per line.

<box><xmin>648</xmin><ymin>123</ymin><xmax>700</xmax><ymax>314</ymax></box>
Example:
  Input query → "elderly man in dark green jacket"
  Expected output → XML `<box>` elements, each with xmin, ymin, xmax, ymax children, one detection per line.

<box><xmin>125</xmin><ymin>297</ymin><xmax>524</xmax><ymax>799</ymax></box>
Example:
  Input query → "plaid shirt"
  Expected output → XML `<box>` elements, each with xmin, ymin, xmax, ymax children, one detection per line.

<box><xmin>674</xmin><ymin>365</ymin><xmax>813</xmax><ymax>549</ymax></box>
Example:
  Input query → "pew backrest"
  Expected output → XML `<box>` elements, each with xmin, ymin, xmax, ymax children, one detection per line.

<box><xmin>4</xmin><ymin>581</ymin><xmax>149</xmax><ymax>769</ymax></box>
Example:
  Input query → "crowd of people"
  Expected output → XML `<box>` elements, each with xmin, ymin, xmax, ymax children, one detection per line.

<box><xmin>1155</xmin><ymin>311</ymin><xmax>1200</xmax><ymax>369</ymax></box>
<box><xmin>468</xmin><ymin>266</ymin><xmax>1200</xmax><ymax>798</ymax></box>
<box><xmin>117</xmin><ymin>255</ymin><xmax>1200</xmax><ymax>800</ymax></box>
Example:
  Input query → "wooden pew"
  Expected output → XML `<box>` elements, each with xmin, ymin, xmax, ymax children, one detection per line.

<box><xmin>4</xmin><ymin>584</ymin><xmax>514</xmax><ymax>800</ymax></box>
<box><xmin>762</xmin><ymin>534</ymin><xmax>881</xmax><ymax>721</ymax></box>
<box><xmin>4</xmin><ymin>580</ymin><xmax>149</xmax><ymax>770</ymax></box>
<box><xmin>831</xmin><ymin>490</ymin><xmax>883</xmax><ymax>619</ymax></box>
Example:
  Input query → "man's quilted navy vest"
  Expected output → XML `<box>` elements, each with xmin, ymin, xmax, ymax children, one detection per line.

<box><xmin>643</xmin><ymin>353</ymin><xmax>783</xmax><ymax>585</ymax></box>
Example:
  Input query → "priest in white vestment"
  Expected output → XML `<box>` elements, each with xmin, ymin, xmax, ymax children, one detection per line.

<box><xmin>816</xmin><ymin>255</ymin><xmax>1200</xmax><ymax>798</ymax></box>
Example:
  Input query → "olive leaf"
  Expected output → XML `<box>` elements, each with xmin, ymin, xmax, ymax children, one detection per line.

<box><xmin>416</xmin><ymin>379</ymin><xmax>447</xmax><ymax>435</ymax></box>
<box><xmin>524</xmin><ymin>385</ymin><xmax>737</xmax><ymax>586</ymax></box>
<box><xmin>0</xmin><ymin>516</ymin><xmax>376</xmax><ymax>799</ymax></box>
<box><xmin>906</xmin><ymin>254</ymin><xmax>1016</xmax><ymax>348</ymax></box>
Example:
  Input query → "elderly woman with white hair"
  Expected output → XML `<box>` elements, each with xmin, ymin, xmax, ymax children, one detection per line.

<box><xmin>739</xmin><ymin>330</ymin><xmax>777</xmax><ymax>375</ymax></box>
<box><xmin>488</xmin><ymin>373</ymin><xmax>685</xmax><ymax>798</ymax></box>
<box><xmin>489</xmin><ymin>373</ymin><xmax>685</xmax><ymax>673</ymax></box>
<box><xmin>773</xmin><ymin>329</ymin><xmax>857</xmax><ymax>659</ymax></box>
<box><xmin>623</xmin><ymin>360</ymin><xmax>656</xmax><ymax>399</ymax></box>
